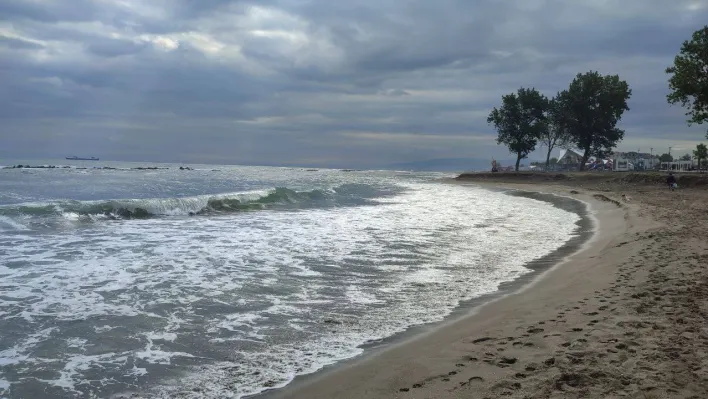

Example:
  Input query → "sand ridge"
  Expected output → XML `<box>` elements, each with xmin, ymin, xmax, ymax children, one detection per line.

<box><xmin>263</xmin><ymin>176</ymin><xmax>708</xmax><ymax>399</ymax></box>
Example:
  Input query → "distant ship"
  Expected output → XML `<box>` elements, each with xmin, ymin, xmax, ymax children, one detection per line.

<box><xmin>66</xmin><ymin>156</ymin><xmax>99</xmax><ymax>161</ymax></box>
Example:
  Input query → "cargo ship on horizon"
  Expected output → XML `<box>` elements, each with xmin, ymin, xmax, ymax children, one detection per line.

<box><xmin>66</xmin><ymin>156</ymin><xmax>99</xmax><ymax>161</ymax></box>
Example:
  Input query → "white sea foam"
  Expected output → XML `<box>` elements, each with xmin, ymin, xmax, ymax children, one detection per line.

<box><xmin>93</xmin><ymin>325</ymin><xmax>115</xmax><ymax>333</ymax></box>
<box><xmin>0</xmin><ymin>215</ymin><xmax>28</xmax><ymax>231</ymax></box>
<box><xmin>345</xmin><ymin>285</ymin><xmax>382</xmax><ymax>305</ymax></box>
<box><xmin>0</xmin><ymin>180</ymin><xmax>581</xmax><ymax>398</ymax></box>
<box><xmin>0</xmin><ymin>378</ymin><xmax>10</xmax><ymax>396</ymax></box>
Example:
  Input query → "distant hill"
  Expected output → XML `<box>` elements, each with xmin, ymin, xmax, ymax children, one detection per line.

<box><xmin>386</xmin><ymin>158</ymin><xmax>497</xmax><ymax>172</ymax></box>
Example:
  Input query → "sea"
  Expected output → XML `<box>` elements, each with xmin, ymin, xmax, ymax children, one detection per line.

<box><xmin>0</xmin><ymin>160</ymin><xmax>585</xmax><ymax>399</ymax></box>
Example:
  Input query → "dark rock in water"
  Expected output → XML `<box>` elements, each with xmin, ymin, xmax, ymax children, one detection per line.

<box><xmin>188</xmin><ymin>212</ymin><xmax>196</xmax><ymax>216</ymax></box>
<box><xmin>543</xmin><ymin>357</ymin><xmax>556</xmax><ymax>366</ymax></box>
<box><xmin>323</xmin><ymin>318</ymin><xmax>342</xmax><ymax>324</ymax></box>
<box><xmin>10</xmin><ymin>164</ymin><xmax>63</xmax><ymax>169</ymax></box>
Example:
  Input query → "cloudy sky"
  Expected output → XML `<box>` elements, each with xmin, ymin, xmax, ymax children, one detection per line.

<box><xmin>1</xmin><ymin>0</ymin><xmax>707</xmax><ymax>168</ymax></box>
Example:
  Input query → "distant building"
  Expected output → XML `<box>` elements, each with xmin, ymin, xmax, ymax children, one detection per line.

<box><xmin>557</xmin><ymin>148</ymin><xmax>584</xmax><ymax>165</ymax></box>
<box><xmin>613</xmin><ymin>157</ymin><xmax>632</xmax><ymax>171</ymax></box>
<box><xmin>554</xmin><ymin>149</ymin><xmax>662</xmax><ymax>171</ymax></box>
<box><xmin>661</xmin><ymin>161</ymin><xmax>693</xmax><ymax>171</ymax></box>
<box><xmin>613</xmin><ymin>152</ymin><xmax>660</xmax><ymax>171</ymax></box>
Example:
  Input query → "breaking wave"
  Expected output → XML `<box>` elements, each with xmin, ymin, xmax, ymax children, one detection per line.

<box><xmin>0</xmin><ymin>184</ymin><xmax>390</xmax><ymax>226</ymax></box>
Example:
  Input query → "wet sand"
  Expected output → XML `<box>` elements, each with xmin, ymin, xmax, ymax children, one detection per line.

<box><xmin>263</xmin><ymin>173</ymin><xmax>708</xmax><ymax>398</ymax></box>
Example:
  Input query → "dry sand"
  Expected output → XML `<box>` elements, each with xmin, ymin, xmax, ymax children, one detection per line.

<box><xmin>264</xmin><ymin>173</ymin><xmax>708</xmax><ymax>399</ymax></box>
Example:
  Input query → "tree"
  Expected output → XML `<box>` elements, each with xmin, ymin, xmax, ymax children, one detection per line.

<box><xmin>556</xmin><ymin>71</ymin><xmax>632</xmax><ymax>170</ymax></box>
<box><xmin>539</xmin><ymin>96</ymin><xmax>572</xmax><ymax>169</ymax></box>
<box><xmin>679</xmin><ymin>154</ymin><xmax>692</xmax><ymax>161</ymax></box>
<box><xmin>488</xmin><ymin>87</ymin><xmax>549</xmax><ymax>171</ymax></box>
<box><xmin>666</xmin><ymin>26</ymin><xmax>708</xmax><ymax>138</ymax></box>
<box><xmin>659</xmin><ymin>153</ymin><xmax>674</xmax><ymax>163</ymax></box>
<box><xmin>695</xmin><ymin>143</ymin><xmax>708</xmax><ymax>169</ymax></box>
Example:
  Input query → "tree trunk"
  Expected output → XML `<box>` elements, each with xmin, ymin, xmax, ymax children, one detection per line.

<box><xmin>515</xmin><ymin>153</ymin><xmax>522</xmax><ymax>172</ymax></box>
<box><xmin>579</xmin><ymin>147</ymin><xmax>591</xmax><ymax>171</ymax></box>
<box><xmin>545</xmin><ymin>146</ymin><xmax>553</xmax><ymax>170</ymax></box>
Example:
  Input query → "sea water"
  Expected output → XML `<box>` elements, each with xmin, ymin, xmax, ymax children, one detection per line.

<box><xmin>0</xmin><ymin>161</ymin><xmax>581</xmax><ymax>398</ymax></box>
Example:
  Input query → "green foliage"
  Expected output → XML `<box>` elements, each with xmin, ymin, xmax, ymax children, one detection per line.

<box><xmin>488</xmin><ymin>87</ymin><xmax>549</xmax><ymax>171</ymax></box>
<box><xmin>530</xmin><ymin>158</ymin><xmax>558</xmax><ymax>168</ymax></box>
<box><xmin>694</xmin><ymin>143</ymin><xmax>708</xmax><ymax>169</ymax></box>
<box><xmin>659</xmin><ymin>153</ymin><xmax>674</xmax><ymax>163</ymax></box>
<box><xmin>556</xmin><ymin>71</ymin><xmax>632</xmax><ymax>170</ymax></box>
<box><xmin>679</xmin><ymin>154</ymin><xmax>692</xmax><ymax>161</ymax></box>
<box><xmin>666</xmin><ymin>26</ymin><xmax>708</xmax><ymax>138</ymax></box>
<box><xmin>540</xmin><ymin>96</ymin><xmax>572</xmax><ymax>168</ymax></box>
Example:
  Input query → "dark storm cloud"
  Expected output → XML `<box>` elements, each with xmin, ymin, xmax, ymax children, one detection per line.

<box><xmin>0</xmin><ymin>0</ymin><xmax>100</xmax><ymax>23</ymax></box>
<box><xmin>1</xmin><ymin>0</ymin><xmax>707</xmax><ymax>167</ymax></box>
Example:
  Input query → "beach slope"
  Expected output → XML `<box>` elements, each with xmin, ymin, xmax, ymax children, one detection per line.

<box><xmin>265</xmin><ymin>173</ymin><xmax>708</xmax><ymax>398</ymax></box>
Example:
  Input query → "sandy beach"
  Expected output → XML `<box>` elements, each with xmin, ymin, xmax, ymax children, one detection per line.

<box><xmin>263</xmin><ymin>172</ymin><xmax>708</xmax><ymax>399</ymax></box>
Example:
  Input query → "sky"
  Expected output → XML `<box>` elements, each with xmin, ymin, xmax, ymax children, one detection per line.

<box><xmin>1</xmin><ymin>0</ymin><xmax>707</xmax><ymax>168</ymax></box>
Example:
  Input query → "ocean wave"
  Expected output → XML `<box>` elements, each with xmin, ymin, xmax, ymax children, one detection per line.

<box><xmin>0</xmin><ymin>184</ymin><xmax>387</xmax><ymax>226</ymax></box>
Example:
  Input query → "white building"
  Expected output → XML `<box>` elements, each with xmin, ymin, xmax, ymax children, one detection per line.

<box><xmin>557</xmin><ymin>148</ymin><xmax>585</xmax><ymax>165</ymax></box>
<box><xmin>661</xmin><ymin>161</ymin><xmax>693</xmax><ymax>171</ymax></box>
<box><xmin>613</xmin><ymin>158</ymin><xmax>633</xmax><ymax>171</ymax></box>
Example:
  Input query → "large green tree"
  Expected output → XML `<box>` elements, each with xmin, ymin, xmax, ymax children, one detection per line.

<box><xmin>487</xmin><ymin>87</ymin><xmax>549</xmax><ymax>171</ymax></box>
<box><xmin>695</xmin><ymin>143</ymin><xmax>708</xmax><ymax>169</ymax></box>
<box><xmin>666</xmin><ymin>26</ymin><xmax>708</xmax><ymax>138</ymax></box>
<box><xmin>659</xmin><ymin>153</ymin><xmax>674</xmax><ymax>163</ymax></box>
<box><xmin>539</xmin><ymin>95</ymin><xmax>572</xmax><ymax>169</ymax></box>
<box><xmin>556</xmin><ymin>71</ymin><xmax>632</xmax><ymax>170</ymax></box>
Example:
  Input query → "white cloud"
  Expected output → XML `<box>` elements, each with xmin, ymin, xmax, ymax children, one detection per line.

<box><xmin>138</xmin><ymin>34</ymin><xmax>179</xmax><ymax>51</ymax></box>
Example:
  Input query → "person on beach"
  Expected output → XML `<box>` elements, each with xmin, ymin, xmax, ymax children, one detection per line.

<box><xmin>667</xmin><ymin>173</ymin><xmax>677</xmax><ymax>190</ymax></box>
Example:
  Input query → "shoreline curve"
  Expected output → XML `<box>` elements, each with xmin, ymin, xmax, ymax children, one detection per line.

<box><xmin>253</xmin><ymin>182</ymin><xmax>615</xmax><ymax>399</ymax></box>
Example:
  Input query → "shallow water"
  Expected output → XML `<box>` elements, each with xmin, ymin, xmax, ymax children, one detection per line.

<box><xmin>0</xmin><ymin>162</ymin><xmax>581</xmax><ymax>398</ymax></box>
